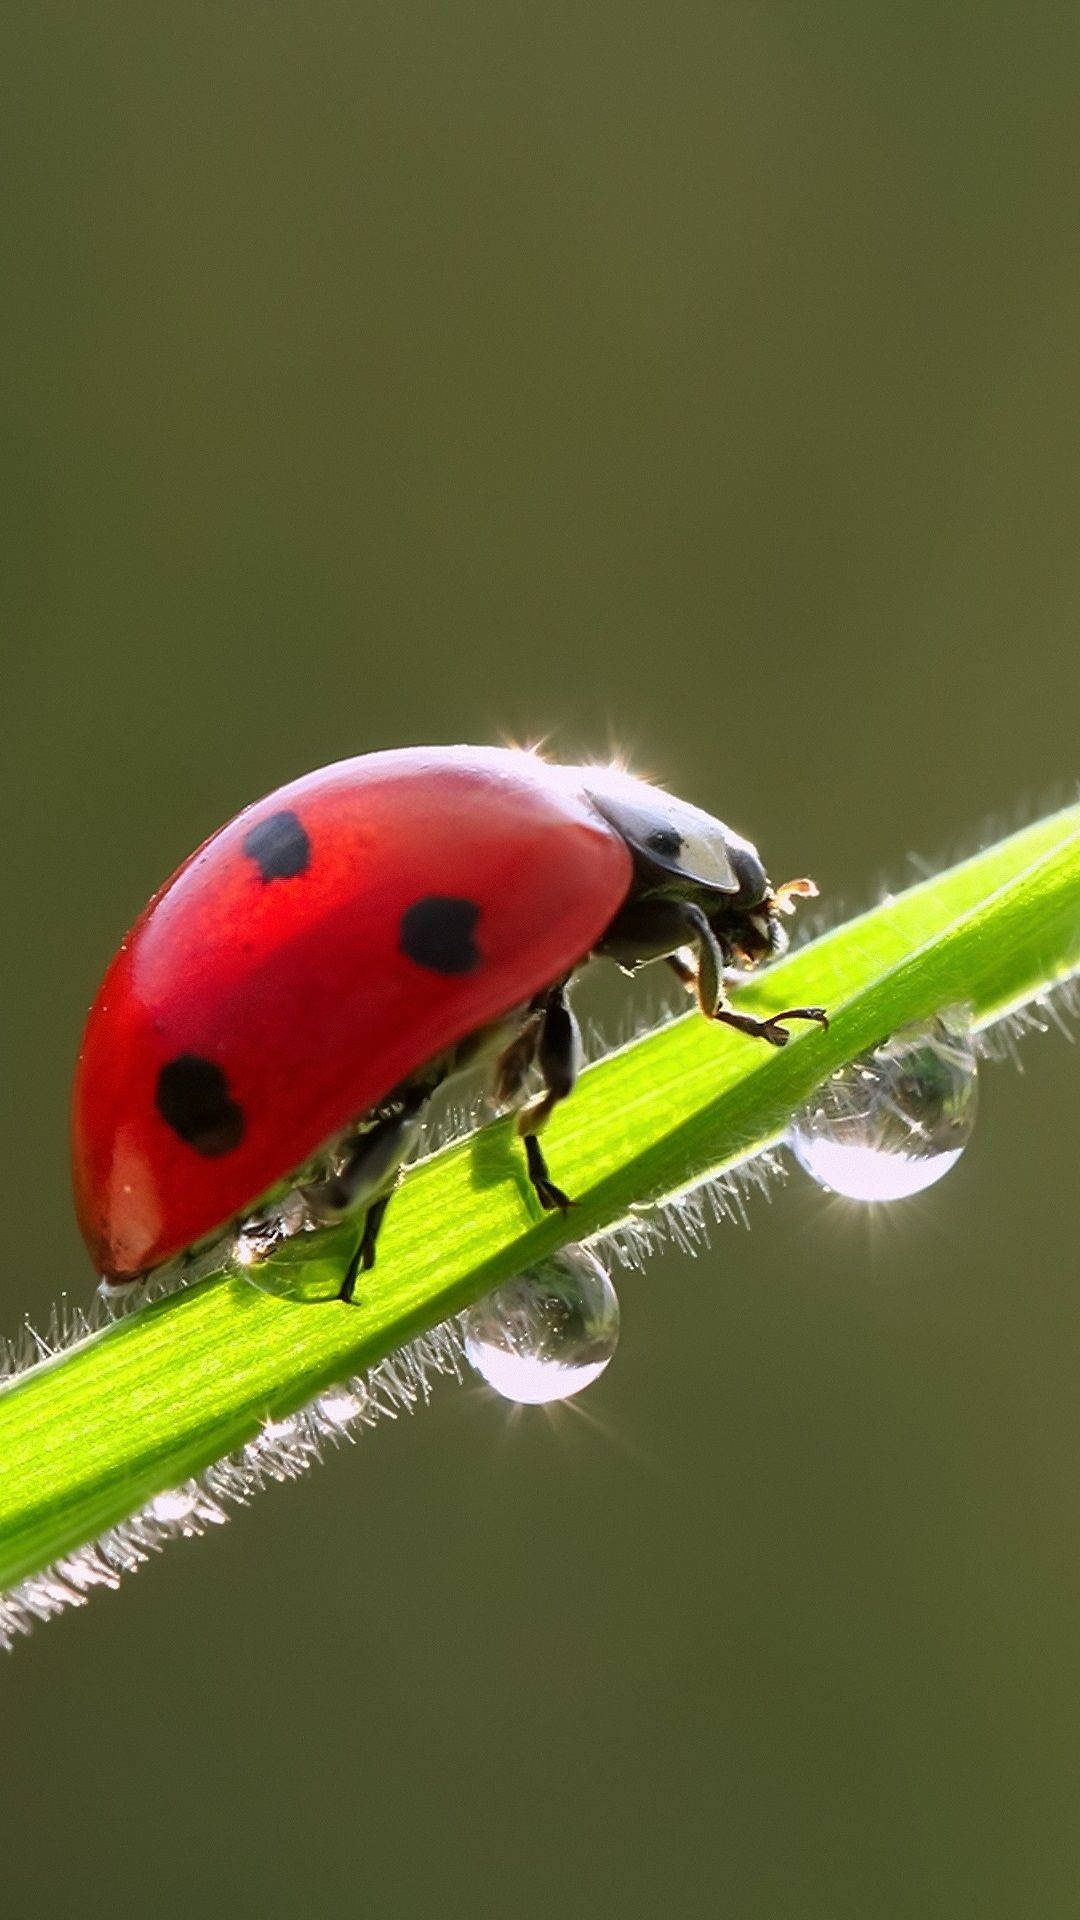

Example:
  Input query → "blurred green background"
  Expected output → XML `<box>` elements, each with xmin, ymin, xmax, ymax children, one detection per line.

<box><xmin>3</xmin><ymin>5</ymin><xmax>1079</xmax><ymax>1915</ymax></box>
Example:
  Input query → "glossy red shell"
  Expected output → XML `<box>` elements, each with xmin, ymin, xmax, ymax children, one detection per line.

<box><xmin>71</xmin><ymin>748</ymin><xmax>633</xmax><ymax>1280</ymax></box>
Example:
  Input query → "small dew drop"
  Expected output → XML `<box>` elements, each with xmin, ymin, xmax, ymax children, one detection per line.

<box><xmin>317</xmin><ymin>1385</ymin><xmax>364</xmax><ymax>1428</ymax></box>
<box><xmin>463</xmin><ymin>1247</ymin><xmax>620</xmax><ymax>1405</ymax></box>
<box><xmin>148</xmin><ymin>1486</ymin><xmax>199</xmax><ymax>1525</ymax></box>
<box><xmin>259</xmin><ymin>1414</ymin><xmax>300</xmax><ymax>1444</ymax></box>
<box><xmin>789</xmin><ymin>1012</ymin><xmax>978</xmax><ymax>1201</ymax></box>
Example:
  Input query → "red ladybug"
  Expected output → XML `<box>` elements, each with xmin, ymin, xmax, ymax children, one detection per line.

<box><xmin>72</xmin><ymin>746</ymin><xmax>826</xmax><ymax>1302</ymax></box>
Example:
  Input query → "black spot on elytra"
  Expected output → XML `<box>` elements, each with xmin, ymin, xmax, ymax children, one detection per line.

<box><xmin>156</xmin><ymin>1055</ymin><xmax>245</xmax><ymax>1156</ymax></box>
<box><xmin>243</xmin><ymin>810</ymin><xmax>310</xmax><ymax>883</ymax></box>
<box><xmin>645</xmin><ymin>826</ymin><xmax>684</xmax><ymax>860</ymax></box>
<box><xmin>399</xmin><ymin>896</ymin><xmax>481</xmax><ymax>975</ymax></box>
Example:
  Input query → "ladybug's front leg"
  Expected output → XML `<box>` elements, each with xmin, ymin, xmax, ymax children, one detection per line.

<box><xmin>713</xmin><ymin>1002</ymin><xmax>829</xmax><ymax>1046</ymax></box>
<box><xmin>516</xmin><ymin>983</ymin><xmax>582</xmax><ymax>1213</ymax></box>
<box><xmin>674</xmin><ymin>902</ymin><xmax>828</xmax><ymax>1047</ymax></box>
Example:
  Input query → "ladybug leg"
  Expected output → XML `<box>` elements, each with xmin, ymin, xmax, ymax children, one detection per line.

<box><xmin>713</xmin><ymin>1003</ymin><xmax>829</xmax><ymax>1047</ymax></box>
<box><xmin>669</xmin><ymin>904</ymin><xmax>829</xmax><ymax>1047</ymax></box>
<box><xmin>672</xmin><ymin>903</ymin><xmax>724</xmax><ymax>1014</ymax></box>
<box><xmin>339</xmin><ymin>1194</ymin><xmax>392</xmax><ymax>1305</ymax></box>
<box><xmin>304</xmin><ymin>1100</ymin><xmax>424</xmax><ymax>1222</ymax></box>
<box><xmin>492</xmin><ymin>1005</ymin><xmax>545</xmax><ymax>1106</ymax></box>
<box><xmin>517</xmin><ymin>984</ymin><xmax>581</xmax><ymax>1213</ymax></box>
<box><xmin>523</xmin><ymin>1133</ymin><xmax>572</xmax><ymax>1213</ymax></box>
<box><xmin>298</xmin><ymin>1089</ymin><xmax>430</xmax><ymax>1303</ymax></box>
<box><xmin>664</xmin><ymin>951</ymin><xmax>697</xmax><ymax>990</ymax></box>
<box><xmin>665</xmin><ymin>940</ymin><xmax>776</xmax><ymax>1002</ymax></box>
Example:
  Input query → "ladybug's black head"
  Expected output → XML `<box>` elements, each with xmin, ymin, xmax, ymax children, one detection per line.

<box><xmin>575</xmin><ymin>761</ymin><xmax>817</xmax><ymax>973</ymax></box>
<box><xmin>705</xmin><ymin>843</ymin><xmax>819</xmax><ymax>969</ymax></box>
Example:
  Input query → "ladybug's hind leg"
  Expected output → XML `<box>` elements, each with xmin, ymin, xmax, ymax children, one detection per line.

<box><xmin>515</xmin><ymin>984</ymin><xmax>582</xmax><ymax>1214</ymax></box>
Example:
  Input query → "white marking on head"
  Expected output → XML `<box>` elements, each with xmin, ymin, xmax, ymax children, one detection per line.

<box><xmin>572</xmin><ymin>763</ymin><xmax>747</xmax><ymax>894</ymax></box>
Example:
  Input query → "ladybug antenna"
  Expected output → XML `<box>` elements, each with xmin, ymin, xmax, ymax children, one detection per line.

<box><xmin>770</xmin><ymin>876</ymin><xmax>819</xmax><ymax>917</ymax></box>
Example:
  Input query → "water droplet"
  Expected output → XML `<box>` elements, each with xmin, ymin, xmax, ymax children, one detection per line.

<box><xmin>463</xmin><ymin>1247</ymin><xmax>620</xmax><ymax>1404</ymax></box>
<box><xmin>259</xmin><ymin>1414</ymin><xmax>301</xmax><ymax>1445</ymax></box>
<box><xmin>147</xmin><ymin>1485</ymin><xmax>199</xmax><ymax>1525</ymax></box>
<box><xmin>317</xmin><ymin>1385</ymin><xmax>365</xmax><ymax>1428</ymax></box>
<box><xmin>788</xmin><ymin>1012</ymin><xmax>978</xmax><ymax>1201</ymax></box>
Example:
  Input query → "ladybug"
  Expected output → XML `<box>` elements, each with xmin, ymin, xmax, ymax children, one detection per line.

<box><xmin>72</xmin><ymin>746</ymin><xmax>826</xmax><ymax>1303</ymax></box>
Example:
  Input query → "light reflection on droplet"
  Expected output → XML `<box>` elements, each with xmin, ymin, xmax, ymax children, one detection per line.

<box><xmin>317</xmin><ymin>1385</ymin><xmax>364</xmax><ymax>1427</ymax></box>
<box><xmin>259</xmin><ymin>1415</ymin><xmax>300</xmax><ymax>1444</ymax></box>
<box><xmin>148</xmin><ymin>1486</ymin><xmax>199</xmax><ymax>1525</ymax></box>
<box><xmin>463</xmin><ymin>1247</ymin><xmax>620</xmax><ymax>1405</ymax></box>
<box><xmin>788</xmin><ymin>1011</ymin><xmax>978</xmax><ymax>1201</ymax></box>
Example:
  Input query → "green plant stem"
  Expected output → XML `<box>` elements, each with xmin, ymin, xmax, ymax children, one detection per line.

<box><xmin>0</xmin><ymin>804</ymin><xmax>1077</xmax><ymax>1592</ymax></box>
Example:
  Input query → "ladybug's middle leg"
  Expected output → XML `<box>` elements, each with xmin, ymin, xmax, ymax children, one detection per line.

<box><xmin>492</xmin><ymin>1005</ymin><xmax>545</xmax><ymax>1105</ymax></box>
<box><xmin>339</xmin><ymin>1193</ymin><xmax>392</xmax><ymax>1305</ymax></box>
<box><xmin>299</xmin><ymin>1088</ymin><xmax>429</xmax><ymax>1302</ymax></box>
<box><xmin>517</xmin><ymin>983</ymin><xmax>582</xmax><ymax>1213</ymax></box>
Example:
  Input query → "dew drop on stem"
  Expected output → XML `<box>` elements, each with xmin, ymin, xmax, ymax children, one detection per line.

<box><xmin>788</xmin><ymin>1011</ymin><xmax>978</xmax><ymax>1201</ymax></box>
<box><xmin>463</xmin><ymin>1247</ymin><xmax>620</xmax><ymax>1405</ymax></box>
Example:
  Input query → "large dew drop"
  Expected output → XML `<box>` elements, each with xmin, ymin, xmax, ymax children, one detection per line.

<box><xmin>788</xmin><ymin>1012</ymin><xmax>978</xmax><ymax>1201</ymax></box>
<box><xmin>463</xmin><ymin>1247</ymin><xmax>620</xmax><ymax>1404</ymax></box>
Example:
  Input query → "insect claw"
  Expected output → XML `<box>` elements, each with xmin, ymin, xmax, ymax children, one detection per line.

<box><xmin>766</xmin><ymin>1005</ymin><xmax>829</xmax><ymax>1044</ymax></box>
<box><xmin>537</xmin><ymin>1180</ymin><xmax>574</xmax><ymax>1212</ymax></box>
<box><xmin>716</xmin><ymin>1003</ymin><xmax>829</xmax><ymax>1047</ymax></box>
<box><xmin>760</xmin><ymin>1022</ymin><xmax>791</xmax><ymax>1048</ymax></box>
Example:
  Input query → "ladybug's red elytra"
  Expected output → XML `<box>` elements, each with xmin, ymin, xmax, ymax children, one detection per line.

<box><xmin>72</xmin><ymin>746</ymin><xmax>826</xmax><ymax>1302</ymax></box>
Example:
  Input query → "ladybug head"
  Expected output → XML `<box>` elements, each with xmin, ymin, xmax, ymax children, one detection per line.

<box><xmin>577</xmin><ymin>762</ymin><xmax>817</xmax><ymax>970</ymax></box>
<box><xmin>706</xmin><ymin>870</ymin><xmax>818</xmax><ymax>967</ymax></box>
